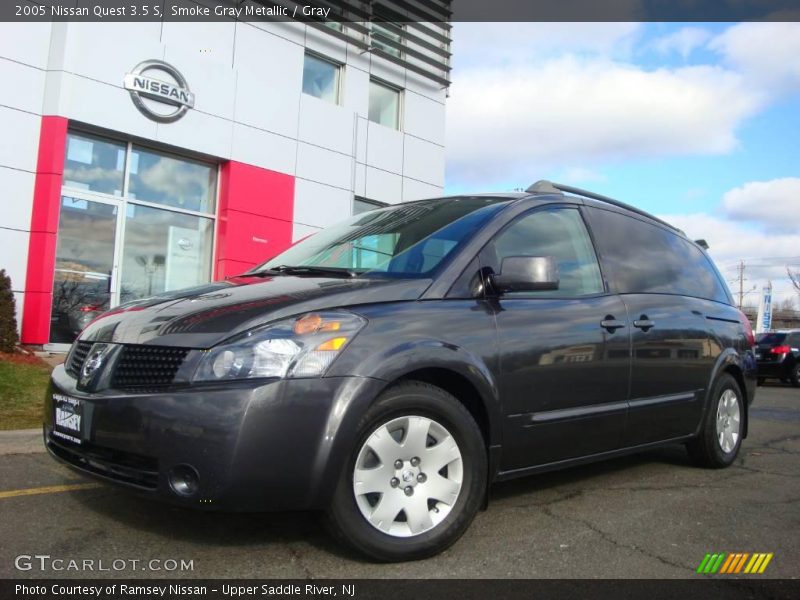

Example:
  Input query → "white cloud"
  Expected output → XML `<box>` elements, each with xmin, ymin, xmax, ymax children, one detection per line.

<box><xmin>446</xmin><ymin>57</ymin><xmax>763</xmax><ymax>186</ymax></box>
<box><xmin>651</xmin><ymin>26</ymin><xmax>712</xmax><ymax>59</ymax></box>
<box><xmin>659</xmin><ymin>213</ymin><xmax>800</xmax><ymax>305</ymax></box>
<box><xmin>452</xmin><ymin>22</ymin><xmax>641</xmax><ymax>68</ymax></box>
<box><xmin>665</xmin><ymin>178</ymin><xmax>800</xmax><ymax>306</ymax></box>
<box><xmin>559</xmin><ymin>167</ymin><xmax>607</xmax><ymax>184</ymax></box>
<box><xmin>710</xmin><ymin>22</ymin><xmax>800</xmax><ymax>95</ymax></box>
<box><xmin>722</xmin><ymin>178</ymin><xmax>800</xmax><ymax>233</ymax></box>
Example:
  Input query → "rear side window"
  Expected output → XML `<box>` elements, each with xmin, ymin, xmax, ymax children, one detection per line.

<box><xmin>480</xmin><ymin>207</ymin><xmax>604</xmax><ymax>297</ymax></box>
<box><xmin>586</xmin><ymin>207</ymin><xmax>730</xmax><ymax>303</ymax></box>
<box><xmin>758</xmin><ymin>333</ymin><xmax>787</xmax><ymax>345</ymax></box>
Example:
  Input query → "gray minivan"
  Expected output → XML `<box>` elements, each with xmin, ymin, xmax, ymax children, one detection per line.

<box><xmin>45</xmin><ymin>181</ymin><xmax>757</xmax><ymax>561</ymax></box>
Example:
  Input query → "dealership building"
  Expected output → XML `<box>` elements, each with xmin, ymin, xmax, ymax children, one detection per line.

<box><xmin>0</xmin><ymin>4</ymin><xmax>451</xmax><ymax>349</ymax></box>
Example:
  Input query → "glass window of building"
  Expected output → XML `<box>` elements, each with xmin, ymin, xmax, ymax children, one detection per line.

<box><xmin>353</xmin><ymin>197</ymin><xmax>388</xmax><ymax>215</ymax></box>
<box><xmin>369</xmin><ymin>79</ymin><xmax>401</xmax><ymax>129</ymax></box>
<box><xmin>119</xmin><ymin>204</ymin><xmax>214</xmax><ymax>303</ymax></box>
<box><xmin>49</xmin><ymin>196</ymin><xmax>118</xmax><ymax>343</ymax></box>
<box><xmin>62</xmin><ymin>132</ymin><xmax>126</xmax><ymax>195</ymax></box>
<box><xmin>51</xmin><ymin>131</ymin><xmax>218</xmax><ymax>344</ymax></box>
<box><xmin>372</xmin><ymin>20</ymin><xmax>403</xmax><ymax>58</ymax></box>
<box><xmin>302</xmin><ymin>53</ymin><xmax>341</xmax><ymax>104</ymax></box>
<box><xmin>128</xmin><ymin>146</ymin><xmax>216</xmax><ymax>213</ymax></box>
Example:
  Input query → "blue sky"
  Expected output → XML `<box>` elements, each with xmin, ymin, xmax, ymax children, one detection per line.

<box><xmin>444</xmin><ymin>22</ymin><xmax>800</xmax><ymax>305</ymax></box>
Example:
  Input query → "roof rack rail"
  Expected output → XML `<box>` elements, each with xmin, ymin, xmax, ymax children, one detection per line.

<box><xmin>525</xmin><ymin>180</ymin><xmax>684</xmax><ymax>235</ymax></box>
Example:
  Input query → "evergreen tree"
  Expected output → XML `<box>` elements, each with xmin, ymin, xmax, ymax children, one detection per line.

<box><xmin>0</xmin><ymin>269</ymin><xmax>19</xmax><ymax>353</ymax></box>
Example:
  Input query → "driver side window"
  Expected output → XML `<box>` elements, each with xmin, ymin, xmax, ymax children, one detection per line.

<box><xmin>481</xmin><ymin>207</ymin><xmax>604</xmax><ymax>297</ymax></box>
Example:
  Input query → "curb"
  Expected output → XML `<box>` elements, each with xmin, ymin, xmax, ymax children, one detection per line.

<box><xmin>0</xmin><ymin>429</ymin><xmax>44</xmax><ymax>455</ymax></box>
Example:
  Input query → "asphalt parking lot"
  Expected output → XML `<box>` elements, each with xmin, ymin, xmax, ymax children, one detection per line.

<box><xmin>1</xmin><ymin>385</ymin><xmax>797</xmax><ymax>579</ymax></box>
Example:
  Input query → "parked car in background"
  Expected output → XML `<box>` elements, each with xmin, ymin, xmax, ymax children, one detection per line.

<box><xmin>44</xmin><ymin>181</ymin><xmax>757</xmax><ymax>561</ymax></box>
<box><xmin>755</xmin><ymin>330</ymin><xmax>800</xmax><ymax>387</ymax></box>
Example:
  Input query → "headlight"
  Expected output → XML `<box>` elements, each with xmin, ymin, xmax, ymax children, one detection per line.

<box><xmin>193</xmin><ymin>311</ymin><xmax>366</xmax><ymax>382</ymax></box>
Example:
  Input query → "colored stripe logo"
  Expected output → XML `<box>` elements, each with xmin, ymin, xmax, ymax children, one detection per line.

<box><xmin>697</xmin><ymin>552</ymin><xmax>773</xmax><ymax>574</ymax></box>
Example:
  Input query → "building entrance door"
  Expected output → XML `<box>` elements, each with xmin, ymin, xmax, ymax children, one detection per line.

<box><xmin>49</xmin><ymin>195</ymin><xmax>119</xmax><ymax>344</ymax></box>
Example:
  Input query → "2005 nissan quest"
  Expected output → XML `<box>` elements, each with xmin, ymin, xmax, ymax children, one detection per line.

<box><xmin>45</xmin><ymin>181</ymin><xmax>757</xmax><ymax>561</ymax></box>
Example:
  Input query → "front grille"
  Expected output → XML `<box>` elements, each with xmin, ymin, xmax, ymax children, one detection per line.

<box><xmin>47</xmin><ymin>434</ymin><xmax>159</xmax><ymax>490</ymax></box>
<box><xmin>111</xmin><ymin>345</ymin><xmax>189</xmax><ymax>390</ymax></box>
<box><xmin>65</xmin><ymin>341</ymin><xmax>93</xmax><ymax>378</ymax></box>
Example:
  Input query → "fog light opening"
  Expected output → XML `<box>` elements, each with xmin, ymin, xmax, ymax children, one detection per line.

<box><xmin>168</xmin><ymin>464</ymin><xmax>200</xmax><ymax>497</ymax></box>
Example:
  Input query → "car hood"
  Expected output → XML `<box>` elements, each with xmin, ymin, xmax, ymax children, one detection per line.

<box><xmin>78</xmin><ymin>274</ymin><xmax>431</xmax><ymax>348</ymax></box>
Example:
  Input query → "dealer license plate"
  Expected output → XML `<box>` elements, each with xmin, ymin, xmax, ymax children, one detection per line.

<box><xmin>53</xmin><ymin>394</ymin><xmax>83</xmax><ymax>444</ymax></box>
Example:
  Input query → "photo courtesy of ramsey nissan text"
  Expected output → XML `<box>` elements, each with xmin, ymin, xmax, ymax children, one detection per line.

<box><xmin>0</xmin><ymin>1</ymin><xmax>798</xmax><ymax>599</ymax></box>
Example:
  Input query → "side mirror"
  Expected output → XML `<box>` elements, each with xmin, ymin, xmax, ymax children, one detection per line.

<box><xmin>490</xmin><ymin>256</ymin><xmax>559</xmax><ymax>293</ymax></box>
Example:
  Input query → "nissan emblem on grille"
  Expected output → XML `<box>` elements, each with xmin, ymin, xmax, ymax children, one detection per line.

<box><xmin>81</xmin><ymin>350</ymin><xmax>104</xmax><ymax>379</ymax></box>
<box><xmin>78</xmin><ymin>343</ymin><xmax>114</xmax><ymax>388</ymax></box>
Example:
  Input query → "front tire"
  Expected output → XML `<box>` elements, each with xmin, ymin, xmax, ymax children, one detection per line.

<box><xmin>687</xmin><ymin>374</ymin><xmax>744</xmax><ymax>468</ymax></box>
<box><xmin>326</xmin><ymin>381</ymin><xmax>487</xmax><ymax>562</ymax></box>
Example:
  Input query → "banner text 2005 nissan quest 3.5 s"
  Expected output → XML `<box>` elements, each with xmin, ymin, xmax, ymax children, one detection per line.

<box><xmin>45</xmin><ymin>181</ymin><xmax>757</xmax><ymax>561</ymax></box>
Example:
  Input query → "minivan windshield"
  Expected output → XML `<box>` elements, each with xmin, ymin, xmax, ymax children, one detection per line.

<box><xmin>252</xmin><ymin>197</ymin><xmax>509</xmax><ymax>278</ymax></box>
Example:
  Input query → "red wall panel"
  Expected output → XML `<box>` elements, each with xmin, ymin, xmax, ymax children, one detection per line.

<box><xmin>219</xmin><ymin>161</ymin><xmax>294</xmax><ymax>222</ymax></box>
<box><xmin>21</xmin><ymin>116</ymin><xmax>68</xmax><ymax>345</ymax></box>
<box><xmin>216</xmin><ymin>161</ymin><xmax>294</xmax><ymax>280</ymax></box>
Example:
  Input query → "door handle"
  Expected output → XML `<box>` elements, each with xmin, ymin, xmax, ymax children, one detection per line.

<box><xmin>633</xmin><ymin>315</ymin><xmax>655</xmax><ymax>331</ymax></box>
<box><xmin>600</xmin><ymin>316</ymin><xmax>626</xmax><ymax>333</ymax></box>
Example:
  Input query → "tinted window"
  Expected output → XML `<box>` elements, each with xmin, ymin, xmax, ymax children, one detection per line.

<box><xmin>481</xmin><ymin>208</ymin><xmax>604</xmax><ymax>297</ymax></box>
<box><xmin>757</xmin><ymin>333</ymin><xmax>787</xmax><ymax>345</ymax></box>
<box><xmin>587</xmin><ymin>207</ymin><xmax>730</xmax><ymax>302</ymax></box>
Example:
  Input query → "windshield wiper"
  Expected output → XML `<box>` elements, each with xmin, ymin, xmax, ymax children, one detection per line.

<box><xmin>245</xmin><ymin>265</ymin><xmax>359</xmax><ymax>278</ymax></box>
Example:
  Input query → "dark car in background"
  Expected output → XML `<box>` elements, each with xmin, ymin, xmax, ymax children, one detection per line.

<box><xmin>44</xmin><ymin>181</ymin><xmax>757</xmax><ymax>561</ymax></box>
<box><xmin>755</xmin><ymin>330</ymin><xmax>800</xmax><ymax>387</ymax></box>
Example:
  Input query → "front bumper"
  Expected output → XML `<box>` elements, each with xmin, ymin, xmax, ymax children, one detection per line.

<box><xmin>44</xmin><ymin>365</ymin><xmax>385</xmax><ymax>511</ymax></box>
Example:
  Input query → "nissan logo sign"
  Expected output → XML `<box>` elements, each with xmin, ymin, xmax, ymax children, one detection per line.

<box><xmin>124</xmin><ymin>60</ymin><xmax>195</xmax><ymax>123</ymax></box>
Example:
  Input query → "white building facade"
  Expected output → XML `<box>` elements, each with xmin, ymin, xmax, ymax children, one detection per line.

<box><xmin>0</xmin><ymin>4</ymin><xmax>451</xmax><ymax>347</ymax></box>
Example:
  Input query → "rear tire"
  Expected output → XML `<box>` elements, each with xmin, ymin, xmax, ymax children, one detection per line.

<box><xmin>687</xmin><ymin>374</ymin><xmax>744</xmax><ymax>469</ymax></box>
<box><xmin>326</xmin><ymin>380</ymin><xmax>487</xmax><ymax>562</ymax></box>
<box><xmin>790</xmin><ymin>365</ymin><xmax>800</xmax><ymax>388</ymax></box>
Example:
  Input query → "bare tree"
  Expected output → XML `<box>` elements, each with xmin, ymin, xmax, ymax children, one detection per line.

<box><xmin>778</xmin><ymin>297</ymin><xmax>796</xmax><ymax>312</ymax></box>
<box><xmin>789</xmin><ymin>267</ymin><xmax>800</xmax><ymax>296</ymax></box>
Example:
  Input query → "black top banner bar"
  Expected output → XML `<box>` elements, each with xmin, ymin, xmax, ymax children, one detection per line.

<box><xmin>3</xmin><ymin>0</ymin><xmax>800</xmax><ymax>22</ymax></box>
